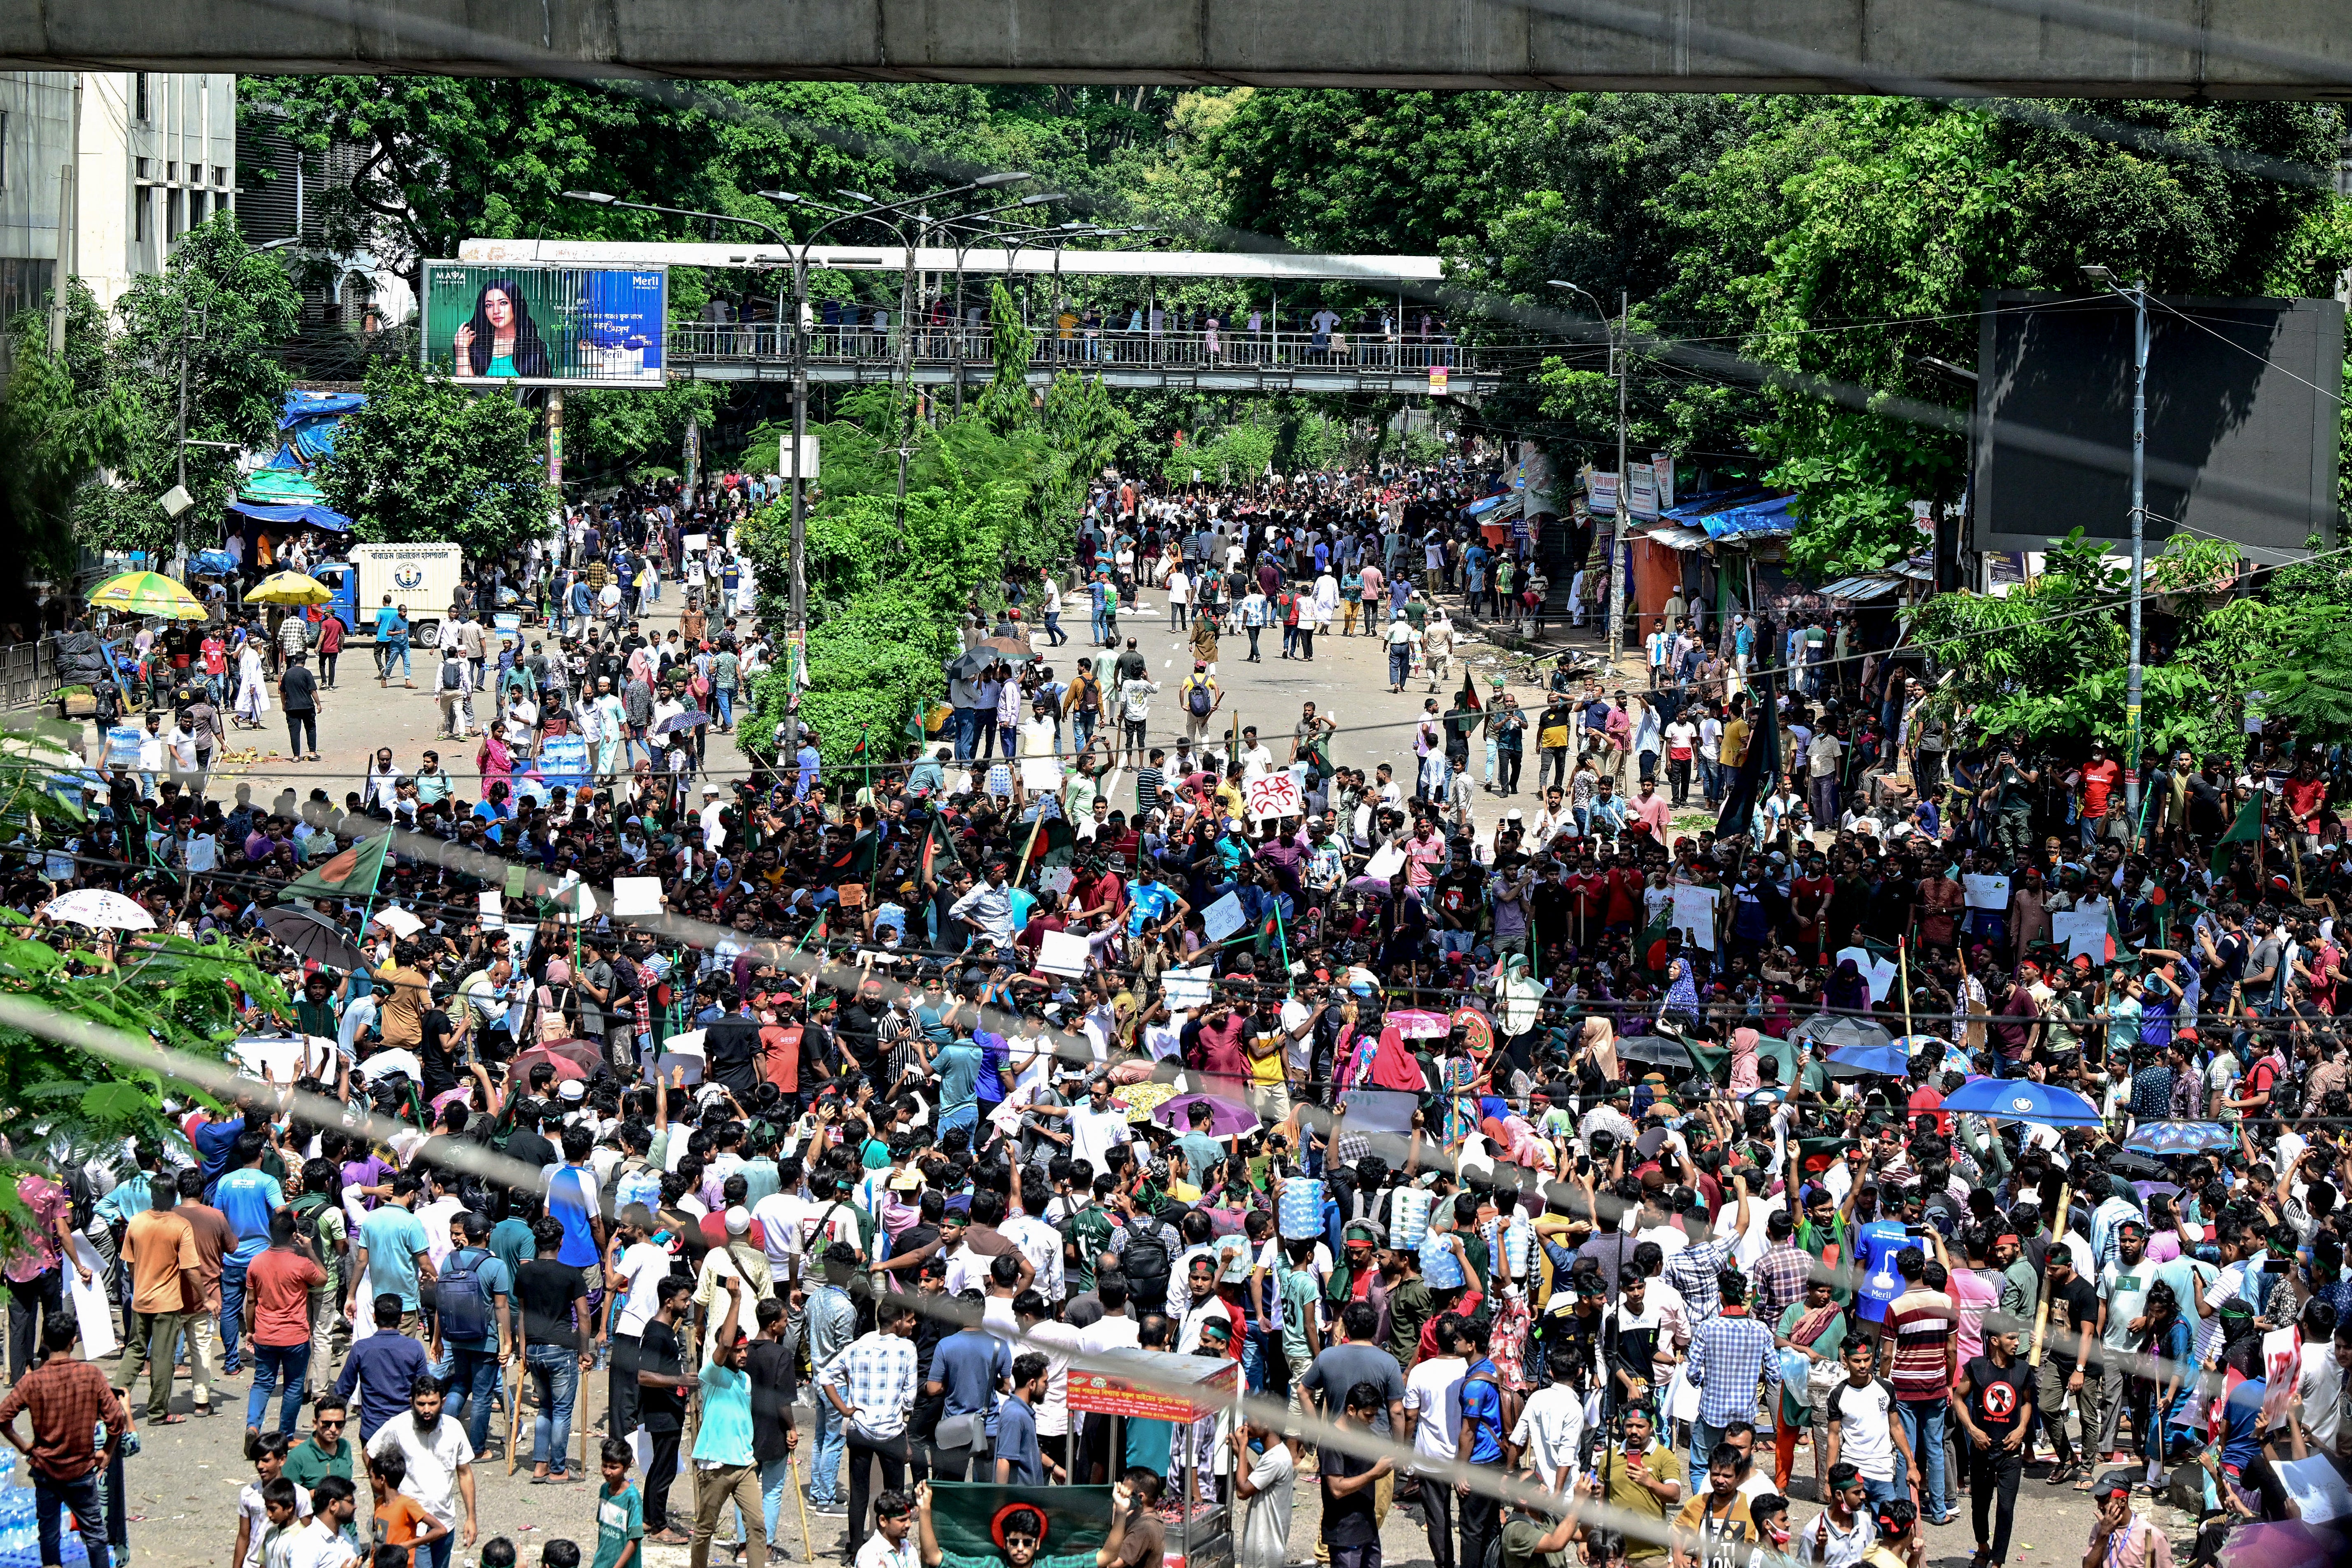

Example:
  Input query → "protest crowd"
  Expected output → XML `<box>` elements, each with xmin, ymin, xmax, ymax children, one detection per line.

<box><xmin>3</xmin><ymin>464</ymin><xmax>2352</xmax><ymax>1568</ymax></box>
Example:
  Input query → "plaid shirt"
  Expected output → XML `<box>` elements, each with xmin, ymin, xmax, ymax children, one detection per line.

<box><xmin>0</xmin><ymin>1357</ymin><xmax>127</xmax><ymax>1480</ymax></box>
<box><xmin>1752</xmin><ymin>1241</ymin><xmax>1815</xmax><ymax>1327</ymax></box>
<box><xmin>816</xmin><ymin>1330</ymin><xmax>920</xmax><ymax>1441</ymax></box>
<box><xmin>1685</xmin><ymin>1309</ymin><xmax>1780</xmax><ymax>1428</ymax></box>
<box><xmin>1664</xmin><ymin>1234</ymin><xmax>1738</xmax><ymax>1321</ymax></box>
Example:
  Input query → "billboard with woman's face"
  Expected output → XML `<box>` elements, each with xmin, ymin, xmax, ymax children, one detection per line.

<box><xmin>421</xmin><ymin>263</ymin><xmax>667</xmax><ymax>387</ymax></box>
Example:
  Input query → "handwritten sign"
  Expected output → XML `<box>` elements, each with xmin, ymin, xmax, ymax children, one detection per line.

<box><xmin>1244</xmin><ymin>772</ymin><xmax>1304</xmax><ymax>821</ymax></box>
<box><xmin>1163</xmin><ymin>967</ymin><xmax>1214</xmax><ymax>1009</ymax></box>
<box><xmin>1962</xmin><ymin>873</ymin><xmax>2011</xmax><ymax>910</ymax></box>
<box><xmin>1670</xmin><ymin>885</ymin><xmax>1719</xmax><ymax>951</ymax></box>
<box><xmin>2052</xmin><ymin>909</ymin><xmax>2112</xmax><ymax>965</ymax></box>
<box><xmin>1201</xmin><ymin>891</ymin><xmax>1248</xmax><ymax>944</ymax></box>
<box><xmin>1036</xmin><ymin>930</ymin><xmax>1092</xmax><ymax>978</ymax></box>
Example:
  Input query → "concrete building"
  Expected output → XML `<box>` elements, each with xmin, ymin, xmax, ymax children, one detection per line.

<box><xmin>0</xmin><ymin>70</ymin><xmax>237</xmax><ymax>325</ymax></box>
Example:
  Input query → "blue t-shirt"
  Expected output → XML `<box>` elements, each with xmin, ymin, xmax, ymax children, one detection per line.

<box><xmin>1853</xmin><ymin>1220</ymin><xmax>1912</xmax><ymax>1324</ymax></box>
<box><xmin>995</xmin><ymin>1395</ymin><xmax>1044</xmax><ymax>1483</ymax></box>
<box><xmin>214</xmin><ymin>1167</ymin><xmax>284</xmax><ymax>1260</ymax></box>
<box><xmin>1128</xmin><ymin>881</ymin><xmax>1175</xmax><ymax>936</ymax></box>
<box><xmin>932</xmin><ymin>1329</ymin><xmax>1011</xmax><ymax>1436</ymax></box>
<box><xmin>548</xmin><ymin>1166</ymin><xmax>601</xmax><ymax>1267</ymax></box>
<box><xmin>439</xmin><ymin>1247</ymin><xmax>514</xmax><ymax>1353</ymax></box>
<box><xmin>356</xmin><ymin>1206</ymin><xmax>431</xmax><ymax>1311</ymax></box>
<box><xmin>194</xmin><ymin>1115</ymin><xmax>245</xmax><ymax>1195</ymax></box>
<box><xmin>1459</xmin><ymin>1357</ymin><xmax>1507</xmax><ymax>1465</ymax></box>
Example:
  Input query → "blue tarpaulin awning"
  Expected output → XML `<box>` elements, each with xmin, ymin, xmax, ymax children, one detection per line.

<box><xmin>1700</xmin><ymin>493</ymin><xmax>1799</xmax><ymax>541</ymax></box>
<box><xmin>227</xmin><ymin>499</ymin><xmax>352</xmax><ymax>532</ymax></box>
<box><xmin>277</xmin><ymin>391</ymin><xmax>366</xmax><ymax>429</ymax></box>
<box><xmin>1461</xmin><ymin>493</ymin><xmax>1507</xmax><ymax>518</ymax></box>
<box><xmin>1661</xmin><ymin>487</ymin><xmax>1764</xmax><ymax>523</ymax></box>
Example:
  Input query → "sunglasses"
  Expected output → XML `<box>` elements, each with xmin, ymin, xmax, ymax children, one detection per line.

<box><xmin>315</xmin><ymin>1419</ymin><xmax>345</xmax><ymax>1430</ymax></box>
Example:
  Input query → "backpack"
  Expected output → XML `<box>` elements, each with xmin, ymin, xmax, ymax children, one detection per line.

<box><xmin>1123</xmin><ymin>1223</ymin><xmax>1174</xmax><ymax>1310</ymax></box>
<box><xmin>288</xmin><ymin>1191</ymin><xmax>331</xmax><ymax>1252</ymax></box>
<box><xmin>1186</xmin><ymin>679</ymin><xmax>1213</xmax><ymax>718</ymax></box>
<box><xmin>437</xmin><ymin>1247</ymin><xmax>495</xmax><ymax>1342</ymax></box>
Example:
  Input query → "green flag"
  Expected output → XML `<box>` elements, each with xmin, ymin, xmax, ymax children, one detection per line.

<box><xmin>281</xmin><ymin>828</ymin><xmax>390</xmax><ymax>905</ymax></box>
<box><xmin>2209</xmin><ymin>796</ymin><xmax>2262</xmax><ymax>876</ymax></box>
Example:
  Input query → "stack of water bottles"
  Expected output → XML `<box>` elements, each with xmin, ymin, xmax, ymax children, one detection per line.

<box><xmin>0</xmin><ymin>1443</ymin><xmax>91</xmax><ymax>1566</ymax></box>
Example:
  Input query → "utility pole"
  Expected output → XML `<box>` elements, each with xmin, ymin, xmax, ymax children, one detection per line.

<box><xmin>48</xmin><ymin>73</ymin><xmax>82</xmax><ymax>356</ymax></box>
<box><xmin>175</xmin><ymin>305</ymin><xmax>206</xmax><ymax>572</ymax></box>
<box><xmin>1608</xmin><ymin>288</ymin><xmax>1629</xmax><ymax>670</ymax></box>
<box><xmin>2126</xmin><ymin>275</ymin><xmax>2149</xmax><ymax>828</ymax></box>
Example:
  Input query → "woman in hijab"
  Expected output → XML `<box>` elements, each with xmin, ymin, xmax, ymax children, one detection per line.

<box><xmin>1826</xmin><ymin>956</ymin><xmax>1871</xmax><ymax>1015</ymax></box>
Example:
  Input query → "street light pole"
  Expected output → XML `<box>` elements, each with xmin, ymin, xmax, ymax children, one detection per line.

<box><xmin>2086</xmin><ymin>264</ymin><xmax>2149</xmax><ymax>830</ymax></box>
<box><xmin>1547</xmin><ymin>280</ymin><xmax>1629</xmax><ymax>666</ymax></box>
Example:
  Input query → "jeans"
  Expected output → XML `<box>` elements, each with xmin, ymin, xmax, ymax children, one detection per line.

<box><xmin>1389</xmin><ymin>644</ymin><xmax>1409</xmax><ymax>686</ymax></box>
<box><xmin>1970</xmin><ymin>1443</ymin><xmax>2023</xmax><ymax>1561</ymax></box>
<box><xmin>846</xmin><ymin>1429</ymin><xmax>913</xmax><ymax>1556</ymax></box>
<box><xmin>1044</xmin><ymin>611</ymin><xmax>1066</xmax><ymax>645</ymax></box>
<box><xmin>421</xmin><ymin>1534</ymin><xmax>453</xmax><ymax>1568</ymax></box>
<box><xmin>319</xmin><ymin>652</ymin><xmax>338</xmax><ymax>686</ymax></box>
<box><xmin>386</xmin><ymin>637</ymin><xmax>412</xmax><ymax>679</ymax></box>
<box><xmin>1689</xmin><ymin>1418</ymin><xmax>1730</xmax><ymax>1497</ymax></box>
<box><xmin>1897</xmin><ymin>1397</ymin><xmax>1950</xmax><ymax>1521</ymax></box>
<box><xmin>760</xmin><ymin>1457</ymin><xmax>794</xmax><ymax>1543</ymax></box>
<box><xmin>447</xmin><ymin>1345</ymin><xmax>503</xmax><ymax>1456</ymax></box>
<box><xmin>530</xmin><ymin>1344</ymin><xmax>578</xmax><ymax>1473</ymax></box>
<box><xmin>7</xmin><ymin>1270</ymin><xmax>61</xmax><ymax>1383</ymax></box>
<box><xmin>1669</xmin><ymin>756</ymin><xmax>1693</xmax><ymax>806</ymax></box>
<box><xmin>714</xmin><ymin>688</ymin><xmax>734</xmax><ymax>728</ymax></box>
<box><xmin>1499</xmin><ymin>746</ymin><xmax>1523</xmax><ymax>792</ymax></box>
<box><xmin>810</xmin><ymin>1395</ymin><xmax>847</xmax><ymax>1505</ymax></box>
<box><xmin>1246</xmin><ymin>625</ymin><xmax>1262</xmax><ymax>659</ymax></box>
<box><xmin>287</xmin><ymin>711</ymin><xmax>317</xmax><ymax>754</ymax></box>
<box><xmin>245</xmin><ymin>1341</ymin><xmax>311</xmax><ymax>1434</ymax></box>
<box><xmin>219</xmin><ymin>1251</ymin><xmax>254</xmax><ymax>1372</ymax></box>
<box><xmin>1458</xmin><ymin>1489</ymin><xmax>1500</xmax><ymax>1568</ymax></box>
<box><xmin>34</xmin><ymin>1470</ymin><xmax>107</xmax><ymax>1568</ymax></box>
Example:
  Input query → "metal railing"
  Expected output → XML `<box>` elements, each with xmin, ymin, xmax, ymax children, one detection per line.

<box><xmin>667</xmin><ymin>323</ymin><xmax>1470</xmax><ymax>373</ymax></box>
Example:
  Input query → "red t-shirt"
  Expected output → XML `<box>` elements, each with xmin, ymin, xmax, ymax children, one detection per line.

<box><xmin>245</xmin><ymin>1246</ymin><xmax>327</xmax><ymax>1346</ymax></box>
<box><xmin>2079</xmin><ymin>758</ymin><xmax>2121</xmax><ymax>819</ymax></box>
<box><xmin>1605</xmin><ymin>868</ymin><xmax>1643</xmax><ymax>926</ymax></box>
<box><xmin>1906</xmin><ymin>1085</ymin><xmax>1951</xmax><ymax>1135</ymax></box>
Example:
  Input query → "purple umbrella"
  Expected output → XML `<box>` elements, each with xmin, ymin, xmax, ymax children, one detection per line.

<box><xmin>1152</xmin><ymin>1092</ymin><xmax>1260</xmax><ymax>1138</ymax></box>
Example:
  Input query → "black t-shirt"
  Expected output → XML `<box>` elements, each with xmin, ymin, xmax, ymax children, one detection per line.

<box><xmin>640</xmin><ymin>1317</ymin><xmax>687</xmax><ymax>1431</ymax></box>
<box><xmin>504</xmin><ymin>1126</ymin><xmax>557</xmax><ymax>1175</ymax></box>
<box><xmin>703</xmin><ymin>1014</ymin><xmax>763</xmax><ymax>1095</ymax></box>
<box><xmin>1318</xmin><ymin>1444</ymin><xmax>1380</xmax><ymax>1547</ymax></box>
<box><xmin>2047</xmin><ymin>1276</ymin><xmax>2100</xmax><ymax>1368</ymax></box>
<box><xmin>418</xmin><ymin>1008</ymin><xmax>459</xmax><ymax>1097</ymax></box>
<box><xmin>1962</xmin><ymin>1354</ymin><xmax>2034</xmax><ymax>1436</ymax></box>
<box><xmin>748</xmin><ymin>1339</ymin><xmax>800</xmax><ymax>1464</ymax></box>
<box><xmin>515</xmin><ymin>1257</ymin><xmax>587</xmax><ymax>1344</ymax></box>
<box><xmin>282</xmin><ymin>665</ymin><xmax>318</xmax><ymax>711</ymax></box>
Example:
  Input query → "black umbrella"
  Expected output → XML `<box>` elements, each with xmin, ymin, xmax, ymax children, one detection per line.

<box><xmin>654</xmin><ymin>708</ymin><xmax>710</xmax><ymax>735</ymax></box>
<box><xmin>1616</xmin><ymin>1032</ymin><xmax>1694</xmax><ymax>1070</ymax></box>
<box><xmin>1801</xmin><ymin>1015</ymin><xmax>1896</xmax><ymax>1054</ymax></box>
<box><xmin>260</xmin><ymin>905</ymin><xmax>370</xmax><ymax>973</ymax></box>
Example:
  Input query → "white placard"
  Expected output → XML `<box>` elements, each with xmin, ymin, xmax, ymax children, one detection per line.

<box><xmin>612</xmin><ymin>877</ymin><xmax>666</xmax><ymax>918</ymax></box>
<box><xmin>184</xmin><ymin>835</ymin><xmax>217</xmax><ymax>873</ymax></box>
<box><xmin>1038</xmin><ymin>867</ymin><xmax>1076</xmax><ymax>896</ymax></box>
<box><xmin>1363</xmin><ymin>843</ymin><xmax>1407</xmax><ymax>883</ymax></box>
<box><xmin>1834</xmin><ymin>945</ymin><xmax>1900</xmax><ymax>1003</ymax></box>
<box><xmin>1669</xmin><ymin>885</ymin><xmax>1719</xmax><ymax>951</ymax></box>
<box><xmin>1020</xmin><ymin>756</ymin><xmax>1064</xmax><ymax>791</ymax></box>
<box><xmin>2052</xmin><ymin>909</ymin><xmax>2110</xmax><ymax>965</ymax></box>
<box><xmin>682</xmin><ymin>533</ymin><xmax>709</xmax><ymax>555</ymax></box>
<box><xmin>1962</xmin><ymin>873</ymin><xmax>2011</xmax><ymax>910</ymax></box>
<box><xmin>1163</xmin><ymin>966</ymin><xmax>1214</xmax><ymax>1010</ymax></box>
<box><xmin>478</xmin><ymin>891</ymin><xmax>504</xmax><ymax>930</ymax></box>
<box><xmin>68</xmin><ymin>1237</ymin><xmax>116</xmax><ymax>1360</ymax></box>
<box><xmin>1036</xmin><ymin>930</ymin><xmax>1092</xmax><ymax>978</ymax></box>
<box><xmin>371</xmin><ymin>905</ymin><xmax>424</xmax><ymax>938</ymax></box>
<box><xmin>1244</xmin><ymin>773</ymin><xmax>1303</xmax><ymax>821</ymax></box>
<box><xmin>776</xmin><ymin>433</ymin><xmax>821</xmax><ymax>481</ymax></box>
<box><xmin>1201</xmin><ymin>892</ymin><xmax>1247</xmax><ymax>944</ymax></box>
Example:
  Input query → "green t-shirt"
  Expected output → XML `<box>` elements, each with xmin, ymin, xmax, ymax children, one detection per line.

<box><xmin>591</xmin><ymin>1482</ymin><xmax>644</xmax><ymax>1568</ymax></box>
<box><xmin>941</xmin><ymin>1553</ymin><xmax>1099</xmax><ymax>1568</ymax></box>
<box><xmin>281</xmin><ymin>1436</ymin><xmax>352</xmax><ymax>1489</ymax></box>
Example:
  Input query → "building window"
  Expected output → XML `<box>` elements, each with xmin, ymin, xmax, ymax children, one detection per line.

<box><xmin>135</xmin><ymin>157</ymin><xmax>154</xmax><ymax>181</ymax></box>
<box><xmin>134</xmin><ymin>187</ymin><xmax>147</xmax><ymax>243</ymax></box>
<box><xmin>213</xmin><ymin>166</ymin><xmax>228</xmax><ymax>187</ymax></box>
<box><xmin>135</xmin><ymin>73</ymin><xmax>150</xmax><ymax>125</ymax></box>
<box><xmin>0</xmin><ymin>112</ymin><xmax>9</xmax><ymax>189</ymax></box>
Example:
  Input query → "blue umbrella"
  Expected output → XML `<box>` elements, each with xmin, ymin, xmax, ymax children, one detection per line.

<box><xmin>2123</xmin><ymin>1121</ymin><xmax>2235</xmax><ymax>1156</ymax></box>
<box><xmin>1824</xmin><ymin>1044</ymin><xmax>1911</xmax><ymax>1078</ymax></box>
<box><xmin>1938</xmin><ymin>1077</ymin><xmax>2104</xmax><ymax>1127</ymax></box>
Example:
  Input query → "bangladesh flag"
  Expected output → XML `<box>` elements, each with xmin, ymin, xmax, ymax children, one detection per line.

<box><xmin>923</xmin><ymin>1483</ymin><xmax>1113</xmax><ymax>1568</ymax></box>
<box><xmin>919</xmin><ymin>815</ymin><xmax>963</xmax><ymax>884</ymax></box>
<box><xmin>281</xmin><ymin>827</ymin><xmax>390</xmax><ymax>905</ymax></box>
<box><xmin>2209</xmin><ymin>796</ymin><xmax>2262</xmax><ymax>877</ymax></box>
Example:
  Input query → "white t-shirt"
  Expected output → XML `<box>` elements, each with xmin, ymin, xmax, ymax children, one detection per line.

<box><xmin>1402</xmin><ymin>1355</ymin><xmax>1468</xmax><ymax>1463</ymax></box>
<box><xmin>366</xmin><ymin>1412</ymin><xmax>475</xmax><ymax>1529</ymax></box>
<box><xmin>1069</xmin><ymin>1107</ymin><xmax>1132</xmax><ymax>1173</ymax></box>
<box><xmin>273</xmin><ymin>1518</ymin><xmax>357</xmax><ymax>1568</ymax></box>
<box><xmin>855</xmin><ymin>1534</ymin><xmax>923</xmax><ymax>1568</ymax></box>
<box><xmin>1825</xmin><ymin>1377</ymin><xmax>1899</xmax><ymax>1482</ymax></box>
<box><xmin>610</xmin><ymin>1241</ymin><xmax>672</xmax><ymax>1336</ymax></box>
<box><xmin>240</xmin><ymin>1482</ymin><xmax>312</xmax><ymax>1568</ymax></box>
<box><xmin>1239</xmin><ymin>1442</ymin><xmax>1296</xmax><ymax>1568</ymax></box>
<box><xmin>1507</xmin><ymin>1383</ymin><xmax>1587</xmax><ymax>1487</ymax></box>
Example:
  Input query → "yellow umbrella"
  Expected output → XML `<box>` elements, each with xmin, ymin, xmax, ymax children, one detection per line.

<box><xmin>243</xmin><ymin>571</ymin><xmax>333</xmax><ymax>606</ymax></box>
<box><xmin>85</xmin><ymin>570</ymin><xmax>206</xmax><ymax>621</ymax></box>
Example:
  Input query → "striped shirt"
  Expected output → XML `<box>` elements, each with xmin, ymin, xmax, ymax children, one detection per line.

<box><xmin>1884</xmin><ymin>1286</ymin><xmax>1957</xmax><ymax>1402</ymax></box>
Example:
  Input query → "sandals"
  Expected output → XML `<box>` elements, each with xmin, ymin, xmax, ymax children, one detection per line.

<box><xmin>2045</xmin><ymin>1461</ymin><xmax>2078</xmax><ymax>1487</ymax></box>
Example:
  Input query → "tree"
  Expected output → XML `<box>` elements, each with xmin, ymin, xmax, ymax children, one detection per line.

<box><xmin>73</xmin><ymin>215</ymin><xmax>300</xmax><ymax>561</ymax></box>
<box><xmin>317</xmin><ymin>359</ymin><xmax>551</xmax><ymax>558</ymax></box>
<box><xmin>0</xmin><ymin>282</ymin><xmax>128</xmax><ymax>587</ymax></box>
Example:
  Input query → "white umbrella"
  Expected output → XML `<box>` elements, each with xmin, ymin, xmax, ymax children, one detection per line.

<box><xmin>40</xmin><ymin>889</ymin><xmax>156</xmax><ymax>931</ymax></box>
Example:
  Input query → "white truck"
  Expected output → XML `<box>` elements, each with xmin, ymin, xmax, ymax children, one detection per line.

<box><xmin>315</xmin><ymin>544</ymin><xmax>466</xmax><ymax>648</ymax></box>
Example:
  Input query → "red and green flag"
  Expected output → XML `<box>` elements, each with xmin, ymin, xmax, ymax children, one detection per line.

<box><xmin>281</xmin><ymin>828</ymin><xmax>390</xmax><ymax>905</ymax></box>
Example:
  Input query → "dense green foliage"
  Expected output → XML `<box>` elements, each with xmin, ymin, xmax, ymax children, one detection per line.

<box><xmin>317</xmin><ymin>358</ymin><xmax>554</xmax><ymax>557</ymax></box>
<box><xmin>0</xmin><ymin>283</ymin><xmax>127</xmax><ymax>586</ymax></box>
